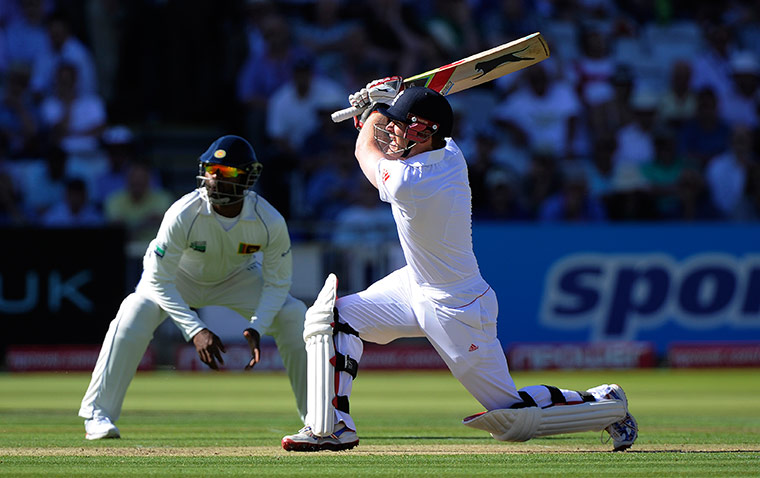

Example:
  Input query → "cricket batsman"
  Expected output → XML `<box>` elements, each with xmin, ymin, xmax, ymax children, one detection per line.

<box><xmin>281</xmin><ymin>79</ymin><xmax>638</xmax><ymax>451</ymax></box>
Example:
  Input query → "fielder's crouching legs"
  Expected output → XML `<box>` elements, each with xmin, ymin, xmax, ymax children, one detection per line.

<box><xmin>282</xmin><ymin>274</ymin><xmax>361</xmax><ymax>451</ymax></box>
<box><xmin>462</xmin><ymin>384</ymin><xmax>638</xmax><ymax>451</ymax></box>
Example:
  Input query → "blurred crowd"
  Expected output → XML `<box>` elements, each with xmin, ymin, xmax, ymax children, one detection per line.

<box><xmin>1</xmin><ymin>0</ymin><xmax>759</xmax><ymax>243</ymax></box>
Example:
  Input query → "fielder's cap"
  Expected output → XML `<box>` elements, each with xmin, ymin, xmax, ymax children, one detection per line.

<box><xmin>379</xmin><ymin>87</ymin><xmax>453</xmax><ymax>138</ymax></box>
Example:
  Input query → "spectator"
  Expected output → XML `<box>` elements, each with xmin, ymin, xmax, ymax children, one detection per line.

<box><xmin>90</xmin><ymin>125</ymin><xmax>161</xmax><ymax>206</ymax></box>
<box><xmin>480</xmin><ymin>0</ymin><xmax>542</xmax><ymax>47</ymax></box>
<box><xmin>237</xmin><ymin>13</ymin><xmax>304</xmax><ymax>149</ymax></box>
<box><xmin>611</xmin><ymin>88</ymin><xmax>659</xmax><ymax>167</ymax></box>
<box><xmin>103</xmin><ymin>160</ymin><xmax>174</xmax><ymax>246</ymax></box>
<box><xmin>40</xmin><ymin>177</ymin><xmax>104</xmax><ymax>227</ymax></box>
<box><xmin>0</xmin><ymin>137</ymin><xmax>25</xmax><ymax>225</ymax></box>
<box><xmin>539</xmin><ymin>166</ymin><xmax>606</xmax><ymax>222</ymax></box>
<box><xmin>346</xmin><ymin>0</ymin><xmax>435</xmax><ymax>75</ymax></box>
<box><xmin>582</xmin><ymin>134</ymin><xmax>618</xmax><ymax>206</ymax></box>
<box><xmin>493</xmin><ymin>63</ymin><xmax>582</xmax><ymax>158</ymax></box>
<box><xmin>571</xmin><ymin>24</ymin><xmax>616</xmax><ymax>111</ymax></box>
<box><xmin>640</xmin><ymin>128</ymin><xmax>689</xmax><ymax>219</ymax></box>
<box><xmin>39</xmin><ymin>62</ymin><xmax>107</xmax><ymax>156</ymax></box>
<box><xmin>720</xmin><ymin>51</ymin><xmax>760</xmax><ymax>129</ymax></box>
<box><xmin>19</xmin><ymin>145</ymin><xmax>67</xmax><ymax>220</ymax></box>
<box><xmin>31</xmin><ymin>11</ymin><xmax>99</xmax><ymax>98</ymax></box>
<box><xmin>3</xmin><ymin>0</ymin><xmax>51</xmax><ymax>69</ymax></box>
<box><xmin>0</xmin><ymin>62</ymin><xmax>43</xmax><ymax>157</ymax></box>
<box><xmin>690</xmin><ymin>23</ymin><xmax>737</xmax><ymax>109</ymax></box>
<box><xmin>266</xmin><ymin>55</ymin><xmax>345</xmax><ymax>156</ymax></box>
<box><xmin>474</xmin><ymin>168</ymin><xmax>529</xmax><ymax>221</ymax></box>
<box><xmin>587</xmin><ymin>63</ymin><xmax>636</xmax><ymax>139</ymax></box>
<box><xmin>303</xmin><ymin>145</ymin><xmax>362</xmax><ymax>222</ymax></box>
<box><xmin>423</xmin><ymin>0</ymin><xmax>480</xmax><ymax>62</ymax></box>
<box><xmin>658</xmin><ymin>60</ymin><xmax>697</xmax><ymax>130</ymax></box>
<box><xmin>332</xmin><ymin>181</ymin><xmax>396</xmax><ymax>246</ymax></box>
<box><xmin>292</xmin><ymin>0</ymin><xmax>360</xmax><ymax>79</ymax></box>
<box><xmin>705</xmin><ymin>126</ymin><xmax>758</xmax><ymax>220</ymax></box>
<box><xmin>677</xmin><ymin>87</ymin><xmax>732</xmax><ymax>169</ymax></box>
<box><xmin>521</xmin><ymin>150</ymin><xmax>563</xmax><ymax>219</ymax></box>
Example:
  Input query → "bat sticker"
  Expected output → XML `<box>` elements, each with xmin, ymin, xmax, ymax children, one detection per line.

<box><xmin>473</xmin><ymin>45</ymin><xmax>534</xmax><ymax>79</ymax></box>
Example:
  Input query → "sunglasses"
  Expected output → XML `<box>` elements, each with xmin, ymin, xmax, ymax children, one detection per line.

<box><xmin>204</xmin><ymin>164</ymin><xmax>245</xmax><ymax>178</ymax></box>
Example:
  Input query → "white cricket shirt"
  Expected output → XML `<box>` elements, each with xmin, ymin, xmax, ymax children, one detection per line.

<box><xmin>375</xmin><ymin>138</ymin><xmax>489</xmax><ymax>306</ymax></box>
<box><xmin>138</xmin><ymin>189</ymin><xmax>293</xmax><ymax>339</ymax></box>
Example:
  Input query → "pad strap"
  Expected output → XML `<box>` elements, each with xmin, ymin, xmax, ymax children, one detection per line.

<box><xmin>333</xmin><ymin>352</ymin><xmax>359</xmax><ymax>379</ymax></box>
<box><xmin>578</xmin><ymin>391</ymin><xmax>596</xmax><ymax>403</ymax></box>
<box><xmin>544</xmin><ymin>385</ymin><xmax>567</xmax><ymax>405</ymax></box>
<box><xmin>333</xmin><ymin>395</ymin><xmax>350</xmax><ymax>413</ymax></box>
<box><xmin>333</xmin><ymin>311</ymin><xmax>360</xmax><ymax>337</ymax></box>
<box><xmin>511</xmin><ymin>391</ymin><xmax>538</xmax><ymax>409</ymax></box>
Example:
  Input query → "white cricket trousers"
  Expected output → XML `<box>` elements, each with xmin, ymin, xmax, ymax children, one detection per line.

<box><xmin>331</xmin><ymin>267</ymin><xmax>522</xmax><ymax>431</ymax></box>
<box><xmin>78</xmin><ymin>266</ymin><xmax>307</xmax><ymax>423</ymax></box>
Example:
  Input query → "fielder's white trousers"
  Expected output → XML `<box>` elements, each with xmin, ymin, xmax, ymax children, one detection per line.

<box><xmin>78</xmin><ymin>265</ymin><xmax>307</xmax><ymax>423</ymax></box>
<box><xmin>332</xmin><ymin>266</ymin><xmax>522</xmax><ymax>431</ymax></box>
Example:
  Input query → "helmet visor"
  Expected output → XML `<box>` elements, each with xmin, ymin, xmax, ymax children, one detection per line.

<box><xmin>203</xmin><ymin>163</ymin><xmax>245</xmax><ymax>178</ymax></box>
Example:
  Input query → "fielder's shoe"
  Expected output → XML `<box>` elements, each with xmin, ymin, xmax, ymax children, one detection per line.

<box><xmin>282</xmin><ymin>424</ymin><xmax>359</xmax><ymax>452</ymax></box>
<box><xmin>602</xmin><ymin>384</ymin><xmax>638</xmax><ymax>451</ymax></box>
<box><xmin>84</xmin><ymin>416</ymin><xmax>120</xmax><ymax>440</ymax></box>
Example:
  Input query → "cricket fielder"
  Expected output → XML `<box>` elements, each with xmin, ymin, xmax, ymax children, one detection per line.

<box><xmin>282</xmin><ymin>80</ymin><xmax>638</xmax><ymax>451</ymax></box>
<box><xmin>79</xmin><ymin>135</ymin><xmax>307</xmax><ymax>439</ymax></box>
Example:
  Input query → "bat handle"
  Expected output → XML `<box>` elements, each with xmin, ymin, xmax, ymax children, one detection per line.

<box><xmin>331</xmin><ymin>105</ymin><xmax>361</xmax><ymax>123</ymax></box>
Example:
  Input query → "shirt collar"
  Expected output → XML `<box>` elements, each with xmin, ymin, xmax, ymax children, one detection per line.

<box><xmin>402</xmin><ymin>138</ymin><xmax>458</xmax><ymax>167</ymax></box>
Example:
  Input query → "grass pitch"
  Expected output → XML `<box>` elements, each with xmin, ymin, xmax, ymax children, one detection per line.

<box><xmin>0</xmin><ymin>368</ymin><xmax>759</xmax><ymax>477</ymax></box>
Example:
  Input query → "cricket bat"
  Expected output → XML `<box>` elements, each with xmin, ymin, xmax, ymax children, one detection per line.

<box><xmin>331</xmin><ymin>32</ymin><xmax>550</xmax><ymax>123</ymax></box>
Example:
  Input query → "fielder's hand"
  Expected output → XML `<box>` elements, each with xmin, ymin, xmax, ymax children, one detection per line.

<box><xmin>243</xmin><ymin>328</ymin><xmax>261</xmax><ymax>370</ymax></box>
<box><xmin>349</xmin><ymin>75</ymin><xmax>403</xmax><ymax>130</ymax></box>
<box><xmin>192</xmin><ymin>328</ymin><xmax>226</xmax><ymax>370</ymax></box>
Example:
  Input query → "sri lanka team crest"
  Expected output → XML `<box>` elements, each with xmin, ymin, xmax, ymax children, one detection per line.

<box><xmin>238</xmin><ymin>243</ymin><xmax>260</xmax><ymax>254</ymax></box>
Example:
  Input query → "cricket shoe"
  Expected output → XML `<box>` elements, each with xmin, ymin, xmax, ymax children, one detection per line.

<box><xmin>602</xmin><ymin>384</ymin><xmax>638</xmax><ymax>451</ymax></box>
<box><xmin>84</xmin><ymin>416</ymin><xmax>120</xmax><ymax>440</ymax></box>
<box><xmin>282</xmin><ymin>424</ymin><xmax>359</xmax><ymax>452</ymax></box>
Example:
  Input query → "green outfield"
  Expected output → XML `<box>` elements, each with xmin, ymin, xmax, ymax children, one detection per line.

<box><xmin>0</xmin><ymin>368</ymin><xmax>759</xmax><ymax>477</ymax></box>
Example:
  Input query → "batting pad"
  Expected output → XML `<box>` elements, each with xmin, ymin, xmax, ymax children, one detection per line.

<box><xmin>306</xmin><ymin>334</ymin><xmax>335</xmax><ymax>436</ymax></box>
<box><xmin>462</xmin><ymin>400</ymin><xmax>626</xmax><ymax>442</ymax></box>
<box><xmin>304</xmin><ymin>274</ymin><xmax>339</xmax><ymax>436</ymax></box>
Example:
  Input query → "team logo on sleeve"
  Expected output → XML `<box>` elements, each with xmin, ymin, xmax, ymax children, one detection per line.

<box><xmin>238</xmin><ymin>243</ymin><xmax>261</xmax><ymax>254</ymax></box>
<box><xmin>381</xmin><ymin>168</ymin><xmax>390</xmax><ymax>183</ymax></box>
<box><xmin>154</xmin><ymin>244</ymin><xmax>166</xmax><ymax>258</ymax></box>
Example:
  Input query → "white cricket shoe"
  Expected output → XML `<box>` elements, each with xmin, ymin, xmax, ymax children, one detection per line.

<box><xmin>282</xmin><ymin>424</ymin><xmax>359</xmax><ymax>452</ymax></box>
<box><xmin>602</xmin><ymin>384</ymin><xmax>638</xmax><ymax>451</ymax></box>
<box><xmin>84</xmin><ymin>417</ymin><xmax>120</xmax><ymax>440</ymax></box>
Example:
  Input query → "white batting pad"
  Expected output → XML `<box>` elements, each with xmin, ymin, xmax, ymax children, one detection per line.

<box><xmin>304</xmin><ymin>274</ymin><xmax>339</xmax><ymax>436</ymax></box>
<box><xmin>463</xmin><ymin>400</ymin><xmax>626</xmax><ymax>442</ymax></box>
<box><xmin>305</xmin><ymin>334</ymin><xmax>335</xmax><ymax>436</ymax></box>
<box><xmin>303</xmin><ymin>273</ymin><xmax>338</xmax><ymax>341</ymax></box>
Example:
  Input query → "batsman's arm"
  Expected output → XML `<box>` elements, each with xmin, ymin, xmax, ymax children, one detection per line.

<box><xmin>354</xmin><ymin>111</ymin><xmax>387</xmax><ymax>189</ymax></box>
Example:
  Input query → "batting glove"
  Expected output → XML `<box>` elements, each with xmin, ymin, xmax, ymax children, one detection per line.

<box><xmin>349</xmin><ymin>76</ymin><xmax>404</xmax><ymax>130</ymax></box>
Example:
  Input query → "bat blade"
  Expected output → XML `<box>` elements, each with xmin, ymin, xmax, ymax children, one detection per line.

<box><xmin>331</xmin><ymin>32</ymin><xmax>550</xmax><ymax>123</ymax></box>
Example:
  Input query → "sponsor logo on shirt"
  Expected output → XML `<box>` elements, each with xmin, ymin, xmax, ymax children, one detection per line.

<box><xmin>381</xmin><ymin>168</ymin><xmax>390</xmax><ymax>183</ymax></box>
<box><xmin>238</xmin><ymin>243</ymin><xmax>261</xmax><ymax>254</ymax></box>
<box><xmin>468</xmin><ymin>343</ymin><xmax>479</xmax><ymax>352</ymax></box>
<box><xmin>190</xmin><ymin>241</ymin><xmax>206</xmax><ymax>252</ymax></box>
